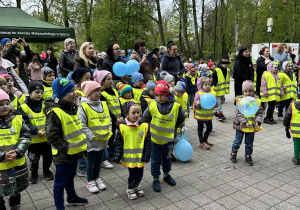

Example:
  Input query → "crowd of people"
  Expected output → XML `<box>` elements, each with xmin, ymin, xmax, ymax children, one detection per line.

<box><xmin>0</xmin><ymin>37</ymin><xmax>300</xmax><ymax>210</ymax></box>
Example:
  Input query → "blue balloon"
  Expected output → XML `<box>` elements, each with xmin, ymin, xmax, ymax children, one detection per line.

<box><xmin>113</xmin><ymin>62</ymin><xmax>126</xmax><ymax>77</ymax></box>
<box><xmin>200</xmin><ymin>93</ymin><xmax>216</xmax><ymax>109</ymax></box>
<box><xmin>174</xmin><ymin>139</ymin><xmax>193</xmax><ymax>161</ymax></box>
<box><xmin>126</xmin><ymin>60</ymin><xmax>140</xmax><ymax>75</ymax></box>
<box><xmin>238</xmin><ymin>96</ymin><xmax>259</xmax><ymax>116</ymax></box>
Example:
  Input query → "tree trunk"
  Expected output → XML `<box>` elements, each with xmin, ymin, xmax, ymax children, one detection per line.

<box><xmin>200</xmin><ymin>0</ymin><xmax>205</xmax><ymax>59</ymax></box>
<box><xmin>213</xmin><ymin>0</ymin><xmax>218</xmax><ymax>60</ymax></box>
<box><xmin>83</xmin><ymin>0</ymin><xmax>92</xmax><ymax>42</ymax></box>
<box><xmin>179</xmin><ymin>0</ymin><xmax>191</xmax><ymax>58</ymax></box>
<box><xmin>192</xmin><ymin>0</ymin><xmax>201</xmax><ymax>59</ymax></box>
<box><xmin>179</xmin><ymin>12</ymin><xmax>185</xmax><ymax>56</ymax></box>
<box><xmin>42</xmin><ymin>0</ymin><xmax>49</xmax><ymax>50</ymax></box>
<box><xmin>62</xmin><ymin>0</ymin><xmax>69</xmax><ymax>27</ymax></box>
<box><xmin>155</xmin><ymin>0</ymin><xmax>165</xmax><ymax>46</ymax></box>
<box><xmin>16</xmin><ymin>0</ymin><xmax>21</xmax><ymax>9</ymax></box>
<box><xmin>219</xmin><ymin>0</ymin><xmax>226</xmax><ymax>56</ymax></box>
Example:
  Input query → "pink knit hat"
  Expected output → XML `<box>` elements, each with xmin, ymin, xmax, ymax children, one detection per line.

<box><xmin>0</xmin><ymin>89</ymin><xmax>10</xmax><ymax>102</ymax></box>
<box><xmin>242</xmin><ymin>80</ymin><xmax>254</xmax><ymax>92</ymax></box>
<box><xmin>97</xmin><ymin>70</ymin><xmax>111</xmax><ymax>85</ymax></box>
<box><xmin>93</xmin><ymin>70</ymin><xmax>100</xmax><ymax>82</ymax></box>
<box><xmin>81</xmin><ymin>81</ymin><xmax>102</xmax><ymax>98</ymax></box>
<box><xmin>186</xmin><ymin>63</ymin><xmax>194</xmax><ymax>72</ymax></box>
<box><xmin>40</xmin><ymin>53</ymin><xmax>46</xmax><ymax>59</ymax></box>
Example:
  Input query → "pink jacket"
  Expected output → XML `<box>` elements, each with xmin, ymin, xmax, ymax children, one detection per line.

<box><xmin>28</xmin><ymin>62</ymin><xmax>42</xmax><ymax>80</ymax></box>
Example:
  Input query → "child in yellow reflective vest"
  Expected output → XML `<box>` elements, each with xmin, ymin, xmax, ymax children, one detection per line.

<box><xmin>141</xmin><ymin>74</ymin><xmax>154</xmax><ymax>90</ymax></box>
<box><xmin>194</xmin><ymin>77</ymin><xmax>217</xmax><ymax>150</ymax></box>
<box><xmin>119</xmin><ymin>84</ymin><xmax>137</xmax><ymax>117</ymax></box>
<box><xmin>174</xmin><ymin>81</ymin><xmax>188</xmax><ymax>121</ymax></box>
<box><xmin>114</xmin><ymin>102</ymin><xmax>151</xmax><ymax>200</ymax></box>
<box><xmin>19</xmin><ymin>81</ymin><xmax>53</xmax><ymax>184</ymax></box>
<box><xmin>160</xmin><ymin>71</ymin><xmax>175</xmax><ymax>94</ymax></box>
<box><xmin>79</xmin><ymin>81</ymin><xmax>112</xmax><ymax>194</ymax></box>
<box><xmin>231</xmin><ymin>81</ymin><xmax>264</xmax><ymax>166</ymax></box>
<box><xmin>0</xmin><ymin>75</ymin><xmax>19</xmax><ymax>110</ymax></box>
<box><xmin>184</xmin><ymin>64</ymin><xmax>199</xmax><ymax>114</ymax></box>
<box><xmin>140</xmin><ymin>81</ymin><xmax>156</xmax><ymax>114</ymax></box>
<box><xmin>131</xmin><ymin>72</ymin><xmax>144</xmax><ymax>104</ymax></box>
<box><xmin>0</xmin><ymin>89</ymin><xmax>31</xmax><ymax>210</ymax></box>
<box><xmin>41</xmin><ymin>67</ymin><xmax>55</xmax><ymax>100</ymax></box>
<box><xmin>2</xmin><ymin>74</ymin><xmax>26</xmax><ymax>106</ymax></box>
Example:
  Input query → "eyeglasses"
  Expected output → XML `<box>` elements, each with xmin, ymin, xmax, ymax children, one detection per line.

<box><xmin>113</xmin><ymin>48</ymin><xmax>121</xmax><ymax>51</ymax></box>
<box><xmin>171</xmin><ymin>48</ymin><xmax>178</xmax><ymax>51</ymax></box>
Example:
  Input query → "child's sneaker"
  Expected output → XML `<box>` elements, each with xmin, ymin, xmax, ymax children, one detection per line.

<box><xmin>292</xmin><ymin>157</ymin><xmax>300</xmax><ymax>165</ymax></box>
<box><xmin>163</xmin><ymin>174</ymin><xmax>176</xmax><ymax>186</ymax></box>
<box><xmin>199</xmin><ymin>142</ymin><xmax>210</xmax><ymax>150</ymax></box>
<box><xmin>135</xmin><ymin>185</ymin><xmax>144</xmax><ymax>197</ymax></box>
<box><xmin>205</xmin><ymin>141</ymin><xmax>214</xmax><ymax>147</ymax></box>
<box><xmin>245</xmin><ymin>155</ymin><xmax>253</xmax><ymax>166</ymax></box>
<box><xmin>44</xmin><ymin>171</ymin><xmax>54</xmax><ymax>180</ymax></box>
<box><xmin>230</xmin><ymin>153</ymin><xmax>237</xmax><ymax>163</ymax></box>
<box><xmin>30</xmin><ymin>172</ymin><xmax>38</xmax><ymax>184</ymax></box>
<box><xmin>153</xmin><ymin>178</ymin><xmax>161</xmax><ymax>192</ymax></box>
<box><xmin>218</xmin><ymin>113</ymin><xmax>226</xmax><ymax>121</ymax></box>
<box><xmin>77</xmin><ymin>171</ymin><xmax>87</xmax><ymax>177</ymax></box>
<box><xmin>86</xmin><ymin>181</ymin><xmax>99</xmax><ymax>193</ymax></box>
<box><xmin>101</xmin><ymin>160</ymin><xmax>114</xmax><ymax>169</ymax></box>
<box><xmin>95</xmin><ymin>178</ymin><xmax>107</xmax><ymax>190</ymax></box>
<box><xmin>66</xmin><ymin>196</ymin><xmax>88</xmax><ymax>206</ymax></box>
<box><xmin>126</xmin><ymin>188</ymin><xmax>137</xmax><ymax>200</ymax></box>
<box><xmin>214</xmin><ymin>112</ymin><xmax>219</xmax><ymax>119</ymax></box>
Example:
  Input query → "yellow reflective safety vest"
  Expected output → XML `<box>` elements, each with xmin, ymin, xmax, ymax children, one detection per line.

<box><xmin>278</xmin><ymin>72</ymin><xmax>297</xmax><ymax>101</ymax></box>
<box><xmin>153</xmin><ymin>74</ymin><xmax>157</xmax><ymax>83</ymax></box>
<box><xmin>18</xmin><ymin>94</ymin><xmax>26</xmax><ymax>105</ymax></box>
<box><xmin>194</xmin><ymin>90</ymin><xmax>216</xmax><ymax>121</ymax></box>
<box><xmin>143</xmin><ymin>96</ymin><xmax>155</xmax><ymax>107</ymax></box>
<box><xmin>290</xmin><ymin>103</ymin><xmax>300</xmax><ymax>138</ymax></box>
<box><xmin>235</xmin><ymin>98</ymin><xmax>263</xmax><ymax>133</ymax></box>
<box><xmin>119</xmin><ymin>123</ymin><xmax>149</xmax><ymax>168</ymax></box>
<box><xmin>80</xmin><ymin>102</ymin><xmax>112</xmax><ymax>141</ymax></box>
<box><xmin>133</xmin><ymin>88</ymin><xmax>143</xmax><ymax>104</ymax></box>
<box><xmin>75</xmin><ymin>90</ymin><xmax>85</xmax><ymax>97</ymax></box>
<box><xmin>260</xmin><ymin>71</ymin><xmax>281</xmax><ymax>102</ymax></box>
<box><xmin>175</xmin><ymin>92</ymin><xmax>188</xmax><ymax>121</ymax></box>
<box><xmin>101</xmin><ymin>89</ymin><xmax>121</xmax><ymax>119</ymax></box>
<box><xmin>184</xmin><ymin>73</ymin><xmax>199</xmax><ymax>86</ymax></box>
<box><xmin>214</xmin><ymin>68</ymin><xmax>230</xmax><ymax>96</ymax></box>
<box><xmin>0</xmin><ymin>115</ymin><xmax>26</xmax><ymax>170</ymax></box>
<box><xmin>119</xmin><ymin>97</ymin><xmax>136</xmax><ymax>106</ymax></box>
<box><xmin>20</xmin><ymin>103</ymin><xmax>47</xmax><ymax>144</ymax></box>
<box><xmin>43</xmin><ymin>85</ymin><xmax>53</xmax><ymax>100</ymax></box>
<box><xmin>149</xmin><ymin>101</ymin><xmax>180</xmax><ymax>145</ymax></box>
<box><xmin>50</xmin><ymin>108</ymin><xmax>87</xmax><ymax>155</ymax></box>
<box><xmin>253</xmin><ymin>71</ymin><xmax>257</xmax><ymax>92</ymax></box>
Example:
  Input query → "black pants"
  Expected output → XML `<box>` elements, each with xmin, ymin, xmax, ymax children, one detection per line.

<box><xmin>28</xmin><ymin>142</ymin><xmax>52</xmax><ymax>174</ymax></box>
<box><xmin>197</xmin><ymin>120</ymin><xmax>213</xmax><ymax>143</ymax></box>
<box><xmin>266</xmin><ymin>100</ymin><xmax>276</xmax><ymax>119</ymax></box>
<box><xmin>0</xmin><ymin>193</ymin><xmax>20</xmax><ymax>209</ymax></box>
<box><xmin>128</xmin><ymin>167</ymin><xmax>144</xmax><ymax>189</ymax></box>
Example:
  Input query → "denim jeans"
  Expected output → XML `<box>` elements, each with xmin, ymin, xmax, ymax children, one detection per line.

<box><xmin>86</xmin><ymin>150</ymin><xmax>104</xmax><ymax>182</ymax></box>
<box><xmin>78</xmin><ymin>157</ymin><xmax>87</xmax><ymax>173</ymax></box>
<box><xmin>151</xmin><ymin>141</ymin><xmax>174</xmax><ymax>177</ymax></box>
<box><xmin>103</xmin><ymin>124</ymin><xmax>117</xmax><ymax>161</ymax></box>
<box><xmin>214</xmin><ymin>96</ymin><xmax>224</xmax><ymax>114</ymax></box>
<box><xmin>278</xmin><ymin>98</ymin><xmax>293</xmax><ymax>117</ymax></box>
<box><xmin>54</xmin><ymin>161</ymin><xmax>78</xmax><ymax>210</ymax></box>
<box><xmin>231</xmin><ymin>130</ymin><xmax>255</xmax><ymax>156</ymax></box>
<box><xmin>128</xmin><ymin>167</ymin><xmax>144</xmax><ymax>189</ymax></box>
<box><xmin>197</xmin><ymin>120</ymin><xmax>213</xmax><ymax>143</ymax></box>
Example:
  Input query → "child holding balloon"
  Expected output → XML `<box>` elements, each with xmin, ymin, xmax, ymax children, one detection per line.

<box><xmin>231</xmin><ymin>80</ymin><xmax>264</xmax><ymax>165</ymax></box>
<box><xmin>194</xmin><ymin>77</ymin><xmax>217</xmax><ymax>150</ymax></box>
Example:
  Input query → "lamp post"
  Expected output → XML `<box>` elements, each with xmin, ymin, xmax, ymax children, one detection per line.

<box><xmin>267</xmin><ymin>18</ymin><xmax>273</xmax><ymax>49</ymax></box>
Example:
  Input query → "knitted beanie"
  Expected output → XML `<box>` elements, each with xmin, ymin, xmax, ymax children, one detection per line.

<box><xmin>160</xmin><ymin>71</ymin><xmax>175</xmax><ymax>83</ymax></box>
<box><xmin>146</xmin><ymin>81</ymin><xmax>156</xmax><ymax>92</ymax></box>
<box><xmin>40</xmin><ymin>53</ymin><xmax>46</xmax><ymax>59</ymax></box>
<box><xmin>0</xmin><ymin>89</ymin><xmax>9</xmax><ymax>101</ymax></box>
<box><xmin>1</xmin><ymin>38</ymin><xmax>10</xmax><ymax>47</ymax></box>
<box><xmin>72</xmin><ymin>67</ymin><xmax>90</xmax><ymax>83</ymax></box>
<box><xmin>175</xmin><ymin>81</ymin><xmax>186</xmax><ymax>93</ymax></box>
<box><xmin>93</xmin><ymin>70</ymin><xmax>100</xmax><ymax>82</ymax></box>
<box><xmin>81</xmin><ymin>81</ymin><xmax>101</xmax><ymax>98</ymax></box>
<box><xmin>28</xmin><ymin>80</ymin><xmax>44</xmax><ymax>94</ymax></box>
<box><xmin>207</xmin><ymin>61</ymin><xmax>215</xmax><ymax>69</ymax></box>
<box><xmin>242</xmin><ymin>80</ymin><xmax>254</xmax><ymax>92</ymax></box>
<box><xmin>154</xmin><ymin>80</ymin><xmax>170</xmax><ymax>96</ymax></box>
<box><xmin>41</xmin><ymin>67</ymin><xmax>54</xmax><ymax>80</ymax></box>
<box><xmin>52</xmin><ymin>78</ymin><xmax>75</xmax><ymax>100</ymax></box>
<box><xmin>131</xmin><ymin>72</ymin><xmax>144</xmax><ymax>85</ymax></box>
<box><xmin>122</xmin><ymin>101</ymin><xmax>137</xmax><ymax>115</ymax></box>
<box><xmin>119</xmin><ymin>84</ymin><xmax>133</xmax><ymax>97</ymax></box>
<box><xmin>97</xmin><ymin>70</ymin><xmax>111</xmax><ymax>85</ymax></box>
<box><xmin>186</xmin><ymin>63</ymin><xmax>194</xmax><ymax>71</ymax></box>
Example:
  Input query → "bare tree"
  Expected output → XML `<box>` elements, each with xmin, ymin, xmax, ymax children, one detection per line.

<box><xmin>179</xmin><ymin>0</ymin><xmax>191</xmax><ymax>57</ymax></box>
<box><xmin>200</xmin><ymin>0</ymin><xmax>205</xmax><ymax>58</ymax></box>
<box><xmin>213</xmin><ymin>0</ymin><xmax>219</xmax><ymax>60</ymax></box>
<box><xmin>192</xmin><ymin>0</ymin><xmax>201</xmax><ymax>59</ymax></box>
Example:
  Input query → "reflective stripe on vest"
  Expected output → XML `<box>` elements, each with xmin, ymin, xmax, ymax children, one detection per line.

<box><xmin>236</xmin><ymin>98</ymin><xmax>263</xmax><ymax>133</ymax></box>
<box><xmin>51</xmin><ymin>108</ymin><xmax>87</xmax><ymax>155</ymax></box>
<box><xmin>43</xmin><ymin>86</ymin><xmax>53</xmax><ymax>100</ymax></box>
<box><xmin>253</xmin><ymin>71</ymin><xmax>257</xmax><ymax>91</ymax></box>
<box><xmin>214</xmin><ymin>68</ymin><xmax>230</xmax><ymax>96</ymax></box>
<box><xmin>278</xmin><ymin>72</ymin><xmax>297</xmax><ymax>101</ymax></box>
<box><xmin>194</xmin><ymin>91</ymin><xmax>216</xmax><ymax>121</ymax></box>
<box><xmin>119</xmin><ymin>123</ymin><xmax>148</xmax><ymax>168</ymax></box>
<box><xmin>175</xmin><ymin>93</ymin><xmax>188</xmax><ymax>121</ymax></box>
<box><xmin>149</xmin><ymin>101</ymin><xmax>180</xmax><ymax>143</ymax></box>
<box><xmin>18</xmin><ymin>94</ymin><xmax>26</xmax><ymax>105</ymax></box>
<box><xmin>133</xmin><ymin>88</ymin><xmax>143</xmax><ymax>104</ymax></box>
<box><xmin>260</xmin><ymin>71</ymin><xmax>281</xmax><ymax>102</ymax></box>
<box><xmin>290</xmin><ymin>103</ymin><xmax>300</xmax><ymax>138</ymax></box>
<box><xmin>119</xmin><ymin>98</ymin><xmax>136</xmax><ymax>106</ymax></box>
<box><xmin>80</xmin><ymin>102</ymin><xmax>112</xmax><ymax>141</ymax></box>
<box><xmin>0</xmin><ymin>115</ymin><xmax>26</xmax><ymax>170</ymax></box>
<box><xmin>20</xmin><ymin>103</ymin><xmax>47</xmax><ymax>144</ymax></box>
<box><xmin>101</xmin><ymin>89</ymin><xmax>121</xmax><ymax>119</ymax></box>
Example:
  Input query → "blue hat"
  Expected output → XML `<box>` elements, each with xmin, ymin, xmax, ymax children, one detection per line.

<box><xmin>72</xmin><ymin>68</ymin><xmax>90</xmax><ymax>83</ymax></box>
<box><xmin>200</xmin><ymin>71</ymin><xmax>212</xmax><ymax>78</ymax></box>
<box><xmin>127</xmin><ymin>49</ymin><xmax>132</xmax><ymax>54</ymax></box>
<box><xmin>67</xmin><ymin>72</ymin><xmax>73</xmax><ymax>80</ymax></box>
<box><xmin>146</xmin><ymin>81</ymin><xmax>156</xmax><ymax>91</ymax></box>
<box><xmin>131</xmin><ymin>72</ymin><xmax>143</xmax><ymax>85</ymax></box>
<box><xmin>1</xmin><ymin>38</ymin><xmax>10</xmax><ymax>47</ymax></box>
<box><xmin>52</xmin><ymin>78</ymin><xmax>75</xmax><ymax>100</ymax></box>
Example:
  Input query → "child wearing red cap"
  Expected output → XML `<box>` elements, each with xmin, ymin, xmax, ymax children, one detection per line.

<box><xmin>142</xmin><ymin>80</ymin><xmax>185</xmax><ymax>192</ymax></box>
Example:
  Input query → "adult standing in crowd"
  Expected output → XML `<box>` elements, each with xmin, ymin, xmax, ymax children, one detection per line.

<box><xmin>46</xmin><ymin>47</ymin><xmax>58</xmax><ymax>77</ymax></box>
<box><xmin>59</xmin><ymin>38</ymin><xmax>78</xmax><ymax>78</ymax></box>
<box><xmin>129</xmin><ymin>39</ymin><xmax>158</xmax><ymax>77</ymax></box>
<box><xmin>256</xmin><ymin>47</ymin><xmax>274</xmax><ymax>96</ymax></box>
<box><xmin>2</xmin><ymin>37</ymin><xmax>32</xmax><ymax>86</ymax></box>
<box><xmin>161</xmin><ymin>41</ymin><xmax>185</xmax><ymax>82</ymax></box>
<box><xmin>274</xmin><ymin>43</ymin><xmax>288</xmax><ymax>69</ymax></box>
<box><xmin>233</xmin><ymin>46</ymin><xmax>254</xmax><ymax>96</ymax></box>
<box><xmin>0</xmin><ymin>38</ymin><xmax>11</xmax><ymax>53</ymax></box>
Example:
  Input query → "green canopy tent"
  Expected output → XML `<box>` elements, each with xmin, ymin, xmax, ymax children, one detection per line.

<box><xmin>0</xmin><ymin>7</ymin><xmax>75</xmax><ymax>43</ymax></box>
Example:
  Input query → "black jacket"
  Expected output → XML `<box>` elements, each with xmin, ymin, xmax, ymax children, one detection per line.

<box><xmin>59</xmin><ymin>49</ymin><xmax>78</xmax><ymax>78</ymax></box>
<box><xmin>161</xmin><ymin>53</ymin><xmax>185</xmax><ymax>80</ymax></box>
<box><xmin>2</xmin><ymin>44</ymin><xmax>32</xmax><ymax>86</ymax></box>
<box><xmin>213</xmin><ymin>65</ymin><xmax>228</xmax><ymax>87</ymax></box>
<box><xmin>140</xmin><ymin>90</ymin><xmax>155</xmax><ymax>114</ymax></box>
<box><xmin>102</xmin><ymin>56</ymin><xmax>127</xmax><ymax>80</ymax></box>
<box><xmin>233</xmin><ymin>59</ymin><xmax>254</xmax><ymax>96</ymax></box>
<box><xmin>44</xmin><ymin>99</ymin><xmax>85</xmax><ymax>164</ymax></box>
<box><xmin>185</xmin><ymin>74</ymin><xmax>199</xmax><ymax>95</ymax></box>
<box><xmin>46</xmin><ymin>47</ymin><xmax>58</xmax><ymax>77</ymax></box>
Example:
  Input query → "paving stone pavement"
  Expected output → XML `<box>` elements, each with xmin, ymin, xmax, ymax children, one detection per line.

<box><xmin>17</xmin><ymin>79</ymin><xmax>300</xmax><ymax>209</ymax></box>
